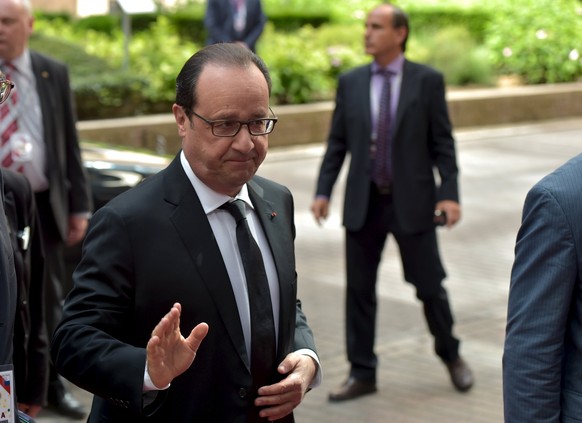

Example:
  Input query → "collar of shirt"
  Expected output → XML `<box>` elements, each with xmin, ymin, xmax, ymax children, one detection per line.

<box><xmin>1</xmin><ymin>49</ymin><xmax>34</xmax><ymax>82</ymax></box>
<box><xmin>179</xmin><ymin>150</ymin><xmax>253</xmax><ymax>213</ymax></box>
<box><xmin>371</xmin><ymin>52</ymin><xmax>405</xmax><ymax>76</ymax></box>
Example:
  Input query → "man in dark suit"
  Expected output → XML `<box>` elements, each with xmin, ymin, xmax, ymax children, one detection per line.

<box><xmin>3</xmin><ymin>71</ymin><xmax>50</xmax><ymax>421</ymax></box>
<box><xmin>0</xmin><ymin>152</ymin><xmax>17</xmax><ymax>372</ymax></box>
<box><xmin>3</xmin><ymin>169</ymin><xmax>48</xmax><ymax>418</ymax></box>
<box><xmin>311</xmin><ymin>3</ymin><xmax>473</xmax><ymax>401</ymax></box>
<box><xmin>503</xmin><ymin>153</ymin><xmax>582</xmax><ymax>422</ymax></box>
<box><xmin>0</xmin><ymin>72</ymin><xmax>18</xmax><ymax>418</ymax></box>
<box><xmin>204</xmin><ymin>0</ymin><xmax>267</xmax><ymax>53</ymax></box>
<box><xmin>0</xmin><ymin>0</ymin><xmax>92</xmax><ymax>418</ymax></box>
<box><xmin>51</xmin><ymin>43</ymin><xmax>320</xmax><ymax>422</ymax></box>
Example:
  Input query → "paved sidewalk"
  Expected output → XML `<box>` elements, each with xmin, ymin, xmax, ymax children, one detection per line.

<box><xmin>37</xmin><ymin>118</ymin><xmax>582</xmax><ymax>422</ymax></box>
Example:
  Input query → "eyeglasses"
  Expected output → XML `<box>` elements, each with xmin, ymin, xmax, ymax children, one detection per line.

<box><xmin>0</xmin><ymin>73</ymin><xmax>14</xmax><ymax>105</ymax></box>
<box><xmin>186</xmin><ymin>106</ymin><xmax>278</xmax><ymax>137</ymax></box>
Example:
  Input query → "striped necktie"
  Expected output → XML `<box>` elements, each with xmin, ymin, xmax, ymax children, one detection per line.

<box><xmin>0</xmin><ymin>63</ymin><xmax>22</xmax><ymax>171</ymax></box>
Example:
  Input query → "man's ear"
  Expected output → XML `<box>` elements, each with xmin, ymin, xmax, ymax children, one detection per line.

<box><xmin>172</xmin><ymin>104</ymin><xmax>188</xmax><ymax>136</ymax></box>
<box><xmin>396</xmin><ymin>27</ymin><xmax>408</xmax><ymax>47</ymax></box>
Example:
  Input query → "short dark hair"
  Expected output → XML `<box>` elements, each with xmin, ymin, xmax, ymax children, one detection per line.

<box><xmin>175</xmin><ymin>43</ymin><xmax>272</xmax><ymax>113</ymax></box>
<box><xmin>389</xmin><ymin>4</ymin><xmax>409</xmax><ymax>52</ymax></box>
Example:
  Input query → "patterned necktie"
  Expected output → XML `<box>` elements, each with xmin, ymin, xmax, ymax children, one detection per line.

<box><xmin>372</xmin><ymin>70</ymin><xmax>395</xmax><ymax>188</ymax></box>
<box><xmin>0</xmin><ymin>63</ymin><xmax>20</xmax><ymax>170</ymax></box>
<box><xmin>220</xmin><ymin>200</ymin><xmax>276</xmax><ymax>399</ymax></box>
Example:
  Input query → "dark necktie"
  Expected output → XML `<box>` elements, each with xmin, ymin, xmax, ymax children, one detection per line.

<box><xmin>372</xmin><ymin>69</ymin><xmax>394</xmax><ymax>188</ymax></box>
<box><xmin>220</xmin><ymin>199</ymin><xmax>276</xmax><ymax>397</ymax></box>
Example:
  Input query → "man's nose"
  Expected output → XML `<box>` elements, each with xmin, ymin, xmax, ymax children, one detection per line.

<box><xmin>231</xmin><ymin>126</ymin><xmax>256</xmax><ymax>152</ymax></box>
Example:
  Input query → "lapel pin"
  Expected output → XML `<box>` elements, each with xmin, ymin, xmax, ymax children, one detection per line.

<box><xmin>270</xmin><ymin>212</ymin><xmax>277</xmax><ymax>219</ymax></box>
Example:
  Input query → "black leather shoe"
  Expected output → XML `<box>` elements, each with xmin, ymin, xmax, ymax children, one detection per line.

<box><xmin>328</xmin><ymin>377</ymin><xmax>377</xmax><ymax>402</ymax></box>
<box><xmin>47</xmin><ymin>383</ymin><xmax>87</xmax><ymax>420</ymax></box>
<box><xmin>445</xmin><ymin>357</ymin><xmax>474</xmax><ymax>392</ymax></box>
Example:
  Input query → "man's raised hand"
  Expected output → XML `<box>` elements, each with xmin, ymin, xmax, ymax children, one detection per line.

<box><xmin>146</xmin><ymin>303</ymin><xmax>209</xmax><ymax>388</ymax></box>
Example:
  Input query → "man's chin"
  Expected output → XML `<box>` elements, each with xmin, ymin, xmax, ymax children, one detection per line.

<box><xmin>228</xmin><ymin>169</ymin><xmax>256</xmax><ymax>185</ymax></box>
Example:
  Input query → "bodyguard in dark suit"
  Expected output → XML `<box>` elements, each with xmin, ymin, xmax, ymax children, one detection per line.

<box><xmin>204</xmin><ymin>0</ymin><xmax>267</xmax><ymax>52</ymax></box>
<box><xmin>51</xmin><ymin>43</ymin><xmax>320</xmax><ymax>422</ymax></box>
<box><xmin>0</xmin><ymin>171</ymin><xmax>17</xmax><ymax>369</ymax></box>
<box><xmin>311</xmin><ymin>3</ymin><xmax>473</xmax><ymax>401</ymax></box>
<box><xmin>503</xmin><ymin>153</ymin><xmax>582</xmax><ymax>422</ymax></box>
<box><xmin>0</xmin><ymin>0</ymin><xmax>92</xmax><ymax>418</ymax></box>
<box><xmin>0</xmin><ymin>73</ymin><xmax>18</xmax><ymax>415</ymax></box>
<box><xmin>2</xmin><ymin>69</ymin><xmax>47</xmax><ymax>422</ymax></box>
<box><xmin>3</xmin><ymin>169</ymin><xmax>48</xmax><ymax>418</ymax></box>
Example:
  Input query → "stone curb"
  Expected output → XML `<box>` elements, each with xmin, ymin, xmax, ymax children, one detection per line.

<box><xmin>77</xmin><ymin>82</ymin><xmax>582</xmax><ymax>154</ymax></box>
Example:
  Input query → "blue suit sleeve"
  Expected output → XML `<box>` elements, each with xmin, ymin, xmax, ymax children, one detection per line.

<box><xmin>503</xmin><ymin>183</ymin><xmax>577</xmax><ymax>422</ymax></box>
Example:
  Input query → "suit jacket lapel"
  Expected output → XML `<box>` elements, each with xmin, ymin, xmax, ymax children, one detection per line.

<box><xmin>30</xmin><ymin>53</ymin><xmax>52</xmax><ymax>143</ymax></box>
<box><xmin>164</xmin><ymin>157</ymin><xmax>250</xmax><ymax>370</ymax></box>
<box><xmin>30</xmin><ymin>52</ymin><xmax>56</xmax><ymax>183</ymax></box>
<box><xmin>393</xmin><ymin>60</ymin><xmax>416</xmax><ymax>140</ymax></box>
<box><xmin>361</xmin><ymin>65</ymin><xmax>373</xmax><ymax>146</ymax></box>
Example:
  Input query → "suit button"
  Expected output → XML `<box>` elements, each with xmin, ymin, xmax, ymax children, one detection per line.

<box><xmin>238</xmin><ymin>388</ymin><xmax>248</xmax><ymax>398</ymax></box>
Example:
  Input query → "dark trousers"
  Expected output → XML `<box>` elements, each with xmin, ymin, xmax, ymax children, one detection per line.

<box><xmin>35</xmin><ymin>191</ymin><xmax>67</xmax><ymax>390</ymax></box>
<box><xmin>345</xmin><ymin>186</ymin><xmax>460</xmax><ymax>382</ymax></box>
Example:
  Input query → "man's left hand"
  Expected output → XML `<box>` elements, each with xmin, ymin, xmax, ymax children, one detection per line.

<box><xmin>17</xmin><ymin>402</ymin><xmax>42</xmax><ymax>418</ymax></box>
<box><xmin>254</xmin><ymin>353</ymin><xmax>318</xmax><ymax>421</ymax></box>
<box><xmin>67</xmin><ymin>215</ymin><xmax>89</xmax><ymax>246</ymax></box>
<box><xmin>435</xmin><ymin>200</ymin><xmax>461</xmax><ymax>228</ymax></box>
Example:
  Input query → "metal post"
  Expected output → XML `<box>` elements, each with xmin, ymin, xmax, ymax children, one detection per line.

<box><xmin>122</xmin><ymin>11</ymin><xmax>131</xmax><ymax>71</ymax></box>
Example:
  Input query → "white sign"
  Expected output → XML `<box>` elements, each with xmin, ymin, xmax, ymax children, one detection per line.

<box><xmin>77</xmin><ymin>0</ymin><xmax>109</xmax><ymax>17</ymax></box>
<box><xmin>116</xmin><ymin>0</ymin><xmax>157</xmax><ymax>14</ymax></box>
<box><xmin>0</xmin><ymin>366</ymin><xmax>15</xmax><ymax>423</ymax></box>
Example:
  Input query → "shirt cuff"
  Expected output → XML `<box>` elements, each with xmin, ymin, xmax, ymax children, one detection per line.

<box><xmin>71</xmin><ymin>211</ymin><xmax>92</xmax><ymax>219</ymax></box>
<box><xmin>143</xmin><ymin>361</ymin><xmax>171</xmax><ymax>392</ymax></box>
<box><xmin>295</xmin><ymin>349</ymin><xmax>322</xmax><ymax>389</ymax></box>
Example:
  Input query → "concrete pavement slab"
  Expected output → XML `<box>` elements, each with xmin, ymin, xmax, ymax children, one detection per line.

<box><xmin>36</xmin><ymin>118</ymin><xmax>582</xmax><ymax>422</ymax></box>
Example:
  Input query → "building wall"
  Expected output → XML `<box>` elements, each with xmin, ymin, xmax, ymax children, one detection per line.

<box><xmin>30</xmin><ymin>0</ymin><xmax>77</xmax><ymax>14</ymax></box>
<box><xmin>30</xmin><ymin>0</ymin><xmax>190</xmax><ymax>17</ymax></box>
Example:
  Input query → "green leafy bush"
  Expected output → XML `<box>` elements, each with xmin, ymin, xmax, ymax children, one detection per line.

<box><xmin>260</xmin><ymin>25</ymin><xmax>334</xmax><ymax>104</ymax></box>
<box><xmin>169</xmin><ymin>10</ymin><xmax>206</xmax><ymax>43</ymax></box>
<box><xmin>26</xmin><ymin>0</ymin><xmax>582</xmax><ymax>120</ymax></box>
<box><xmin>32</xmin><ymin>15</ymin><xmax>201</xmax><ymax>119</ymax></box>
<box><xmin>485</xmin><ymin>0</ymin><xmax>582</xmax><ymax>84</ymax></box>
<box><xmin>128</xmin><ymin>16</ymin><xmax>200</xmax><ymax>104</ymax></box>
<box><xmin>409</xmin><ymin>26</ymin><xmax>494</xmax><ymax>86</ymax></box>
<box><xmin>72</xmin><ymin>14</ymin><xmax>121</xmax><ymax>34</ymax></box>
<box><xmin>403</xmin><ymin>4</ymin><xmax>492</xmax><ymax>43</ymax></box>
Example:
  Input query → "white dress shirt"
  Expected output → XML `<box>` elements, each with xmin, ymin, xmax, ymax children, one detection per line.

<box><xmin>180</xmin><ymin>151</ymin><xmax>281</xmax><ymax>358</ymax></box>
<box><xmin>0</xmin><ymin>51</ymin><xmax>48</xmax><ymax>192</ymax></box>
<box><xmin>144</xmin><ymin>152</ymin><xmax>321</xmax><ymax>392</ymax></box>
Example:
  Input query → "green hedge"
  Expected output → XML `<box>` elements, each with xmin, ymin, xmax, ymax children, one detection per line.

<box><xmin>405</xmin><ymin>5</ymin><xmax>491</xmax><ymax>43</ymax></box>
<box><xmin>40</xmin><ymin>4</ymin><xmax>490</xmax><ymax>44</ymax></box>
<box><xmin>484</xmin><ymin>0</ymin><xmax>582</xmax><ymax>83</ymax></box>
<box><xmin>29</xmin><ymin>1</ymin><xmax>582</xmax><ymax>120</ymax></box>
